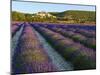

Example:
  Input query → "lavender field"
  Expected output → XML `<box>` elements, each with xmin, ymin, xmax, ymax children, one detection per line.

<box><xmin>11</xmin><ymin>22</ymin><xmax>96</xmax><ymax>74</ymax></box>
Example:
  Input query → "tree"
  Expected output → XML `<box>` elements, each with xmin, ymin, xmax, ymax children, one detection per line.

<box><xmin>12</xmin><ymin>11</ymin><xmax>25</xmax><ymax>21</ymax></box>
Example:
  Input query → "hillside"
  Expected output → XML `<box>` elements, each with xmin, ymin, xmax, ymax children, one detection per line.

<box><xmin>12</xmin><ymin>10</ymin><xmax>96</xmax><ymax>24</ymax></box>
<box><xmin>50</xmin><ymin>10</ymin><xmax>96</xmax><ymax>22</ymax></box>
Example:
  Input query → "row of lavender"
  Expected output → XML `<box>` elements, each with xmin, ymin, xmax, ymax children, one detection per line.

<box><xmin>32</xmin><ymin>23</ymin><xmax>96</xmax><ymax>70</ymax></box>
<box><xmin>12</xmin><ymin>23</ymin><xmax>58</xmax><ymax>74</ymax></box>
<box><xmin>11</xmin><ymin>23</ymin><xmax>24</xmax><ymax>58</ymax></box>
<box><xmin>40</xmin><ymin>24</ymin><xmax>96</xmax><ymax>50</ymax></box>
<box><xmin>11</xmin><ymin>23</ymin><xmax>23</xmax><ymax>37</ymax></box>
<box><xmin>39</xmin><ymin>23</ymin><xmax>96</xmax><ymax>38</ymax></box>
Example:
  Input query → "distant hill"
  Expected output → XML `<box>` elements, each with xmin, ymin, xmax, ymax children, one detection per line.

<box><xmin>50</xmin><ymin>10</ymin><xmax>96</xmax><ymax>22</ymax></box>
<box><xmin>50</xmin><ymin>10</ymin><xmax>95</xmax><ymax>16</ymax></box>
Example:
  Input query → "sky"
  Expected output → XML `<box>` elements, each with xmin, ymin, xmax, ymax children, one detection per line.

<box><xmin>12</xmin><ymin>1</ymin><xmax>96</xmax><ymax>14</ymax></box>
